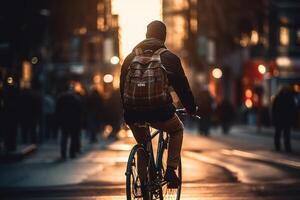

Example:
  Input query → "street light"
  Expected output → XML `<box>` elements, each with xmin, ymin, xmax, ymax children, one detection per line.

<box><xmin>7</xmin><ymin>77</ymin><xmax>14</xmax><ymax>85</ymax></box>
<box><xmin>245</xmin><ymin>89</ymin><xmax>253</xmax><ymax>98</ymax></box>
<box><xmin>110</xmin><ymin>56</ymin><xmax>120</xmax><ymax>65</ymax></box>
<box><xmin>93</xmin><ymin>74</ymin><xmax>101</xmax><ymax>84</ymax></box>
<box><xmin>212</xmin><ymin>68</ymin><xmax>222</xmax><ymax>79</ymax></box>
<box><xmin>258</xmin><ymin>64</ymin><xmax>266</xmax><ymax>74</ymax></box>
<box><xmin>245</xmin><ymin>99</ymin><xmax>253</xmax><ymax>108</ymax></box>
<box><xmin>103</xmin><ymin>74</ymin><xmax>114</xmax><ymax>83</ymax></box>
<box><xmin>31</xmin><ymin>57</ymin><xmax>38</xmax><ymax>65</ymax></box>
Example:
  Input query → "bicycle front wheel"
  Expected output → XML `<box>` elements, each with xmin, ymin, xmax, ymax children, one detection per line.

<box><xmin>126</xmin><ymin>144</ymin><xmax>152</xmax><ymax>200</ymax></box>
<box><xmin>157</xmin><ymin>134</ymin><xmax>182</xmax><ymax>200</ymax></box>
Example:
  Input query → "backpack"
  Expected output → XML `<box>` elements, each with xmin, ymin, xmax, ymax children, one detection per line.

<box><xmin>123</xmin><ymin>48</ymin><xmax>171</xmax><ymax>111</ymax></box>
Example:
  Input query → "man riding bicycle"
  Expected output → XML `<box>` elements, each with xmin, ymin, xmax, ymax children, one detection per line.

<box><xmin>120</xmin><ymin>20</ymin><xmax>197</xmax><ymax>192</ymax></box>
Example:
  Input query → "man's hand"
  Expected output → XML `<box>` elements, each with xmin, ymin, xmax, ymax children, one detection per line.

<box><xmin>187</xmin><ymin>105</ymin><xmax>198</xmax><ymax>116</ymax></box>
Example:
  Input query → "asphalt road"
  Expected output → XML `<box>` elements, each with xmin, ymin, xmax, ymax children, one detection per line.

<box><xmin>1</xmin><ymin>126</ymin><xmax>300</xmax><ymax>199</ymax></box>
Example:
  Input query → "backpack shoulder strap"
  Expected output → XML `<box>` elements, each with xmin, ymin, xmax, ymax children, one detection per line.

<box><xmin>134</xmin><ymin>48</ymin><xmax>143</xmax><ymax>56</ymax></box>
<box><xmin>154</xmin><ymin>48</ymin><xmax>168</xmax><ymax>55</ymax></box>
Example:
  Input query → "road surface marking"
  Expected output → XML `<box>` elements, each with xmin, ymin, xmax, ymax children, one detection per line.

<box><xmin>221</xmin><ymin>149</ymin><xmax>300</xmax><ymax>169</ymax></box>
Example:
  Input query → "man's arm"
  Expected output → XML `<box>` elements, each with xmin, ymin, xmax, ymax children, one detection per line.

<box><xmin>161</xmin><ymin>52</ymin><xmax>197</xmax><ymax>114</ymax></box>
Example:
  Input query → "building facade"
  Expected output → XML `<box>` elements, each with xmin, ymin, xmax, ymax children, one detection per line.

<box><xmin>163</xmin><ymin>0</ymin><xmax>265</xmax><ymax>106</ymax></box>
<box><xmin>49</xmin><ymin>0</ymin><xmax>120</xmax><ymax>93</ymax></box>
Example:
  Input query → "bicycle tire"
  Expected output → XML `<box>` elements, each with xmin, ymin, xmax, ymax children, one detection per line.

<box><xmin>157</xmin><ymin>132</ymin><xmax>182</xmax><ymax>200</ymax></box>
<box><xmin>126</xmin><ymin>144</ymin><xmax>152</xmax><ymax>200</ymax></box>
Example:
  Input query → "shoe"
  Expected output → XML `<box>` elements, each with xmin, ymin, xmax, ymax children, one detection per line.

<box><xmin>164</xmin><ymin>167</ymin><xmax>181</xmax><ymax>188</ymax></box>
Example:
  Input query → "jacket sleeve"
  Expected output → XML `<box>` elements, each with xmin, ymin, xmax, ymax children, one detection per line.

<box><xmin>162</xmin><ymin>52</ymin><xmax>197</xmax><ymax>114</ymax></box>
<box><xmin>119</xmin><ymin>53</ymin><xmax>135</xmax><ymax>104</ymax></box>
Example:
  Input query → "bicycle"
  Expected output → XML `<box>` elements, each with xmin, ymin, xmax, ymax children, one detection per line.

<box><xmin>125</xmin><ymin>109</ymin><xmax>200</xmax><ymax>200</ymax></box>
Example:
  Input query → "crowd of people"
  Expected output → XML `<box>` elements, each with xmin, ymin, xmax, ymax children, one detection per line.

<box><xmin>0</xmin><ymin>80</ymin><xmax>122</xmax><ymax>159</ymax></box>
<box><xmin>0</xmin><ymin>77</ymin><xmax>299</xmax><ymax>158</ymax></box>
<box><xmin>191</xmin><ymin>88</ymin><xmax>236</xmax><ymax>136</ymax></box>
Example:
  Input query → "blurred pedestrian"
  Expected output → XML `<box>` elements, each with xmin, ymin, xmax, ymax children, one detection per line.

<box><xmin>195</xmin><ymin>89</ymin><xmax>214</xmax><ymax>136</ymax></box>
<box><xmin>86</xmin><ymin>88</ymin><xmax>103</xmax><ymax>143</ymax></box>
<box><xmin>103</xmin><ymin>86</ymin><xmax>122</xmax><ymax>139</ymax></box>
<box><xmin>216</xmin><ymin>98</ymin><xmax>235</xmax><ymax>134</ymax></box>
<box><xmin>0</xmin><ymin>87</ymin><xmax>3</xmax><ymax>152</ymax></box>
<box><xmin>272</xmin><ymin>86</ymin><xmax>297</xmax><ymax>152</ymax></box>
<box><xmin>56</xmin><ymin>84</ymin><xmax>83</xmax><ymax>159</ymax></box>
<box><xmin>19</xmin><ymin>88</ymin><xmax>42</xmax><ymax>144</ymax></box>
<box><xmin>43</xmin><ymin>93</ymin><xmax>56</xmax><ymax>140</ymax></box>
<box><xmin>2</xmin><ymin>78</ymin><xmax>19</xmax><ymax>152</ymax></box>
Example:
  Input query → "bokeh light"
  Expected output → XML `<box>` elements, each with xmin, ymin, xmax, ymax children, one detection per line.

<box><xmin>212</xmin><ymin>68</ymin><xmax>223</xmax><ymax>79</ymax></box>
<box><xmin>245</xmin><ymin>99</ymin><xmax>253</xmax><ymax>108</ymax></box>
<box><xmin>110</xmin><ymin>56</ymin><xmax>120</xmax><ymax>65</ymax></box>
<box><xmin>245</xmin><ymin>89</ymin><xmax>253</xmax><ymax>98</ymax></box>
<box><xmin>103</xmin><ymin>74</ymin><xmax>114</xmax><ymax>83</ymax></box>
<box><xmin>258</xmin><ymin>64</ymin><xmax>266</xmax><ymax>74</ymax></box>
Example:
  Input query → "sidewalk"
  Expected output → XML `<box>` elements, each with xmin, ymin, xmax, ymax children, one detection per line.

<box><xmin>0</xmin><ymin>135</ymin><xmax>116</xmax><ymax>188</ymax></box>
<box><xmin>0</xmin><ymin>144</ymin><xmax>37</xmax><ymax>163</ymax></box>
<box><xmin>0</xmin><ymin>131</ymin><xmax>117</xmax><ymax>163</ymax></box>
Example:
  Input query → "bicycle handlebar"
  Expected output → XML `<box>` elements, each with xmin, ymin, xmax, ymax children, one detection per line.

<box><xmin>175</xmin><ymin>108</ymin><xmax>201</xmax><ymax>120</ymax></box>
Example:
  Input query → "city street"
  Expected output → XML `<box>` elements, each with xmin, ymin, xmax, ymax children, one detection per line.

<box><xmin>1</xmin><ymin>0</ymin><xmax>300</xmax><ymax>199</ymax></box>
<box><xmin>1</xmin><ymin>126</ymin><xmax>300</xmax><ymax>200</ymax></box>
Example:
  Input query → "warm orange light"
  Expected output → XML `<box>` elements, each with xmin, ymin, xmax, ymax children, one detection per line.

<box><xmin>245</xmin><ymin>89</ymin><xmax>253</xmax><ymax>98</ymax></box>
<box><xmin>103</xmin><ymin>74</ymin><xmax>114</xmax><ymax>83</ymax></box>
<box><xmin>258</xmin><ymin>64</ymin><xmax>266</xmax><ymax>74</ymax></box>
<box><xmin>73</xmin><ymin>82</ymin><xmax>85</xmax><ymax>95</ymax></box>
<box><xmin>7</xmin><ymin>77</ymin><xmax>13</xmax><ymax>85</ymax></box>
<box><xmin>212</xmin><ymin>68</ymin><xmax>222</xmax><ymax>79</ymax></box>
<box><xmin>280</xmin><ymin>26</ymin><xmax>289</xmax><ymax>46</ymax></box>
<box><xmin>294</xmin><ymin>84</ymin><xmax>300</xmax><ymax>92</ymax></box>
<box><xmin>79</xmin><ymin>27</ymin><xmax>87</xmax><ymax>35</ymax></box>
<box><xmin>110</xmin><ymin>56</ymin><xmax>120</xmax><ymax>65</ymax></box>
<box><xmin>113</xmin><ymin>72</ymin><xmax>120</xmax><ymax>89</ymax></box>
<box><xmin>276</xmin><ymin>57</ymin><xmax>291</xmax><ymax>67</ymax></box>
<box><xmin>93</xmin><ymin>74</ymin><xmax>101</xmax><ymax>84</ymax></box>
<box><xmin>31</xmin><ymin>57</ymin><xmax>38</xmax><ymax>64</ymax></box>
<box><xmin>103</xmin><ymin>125</ymin><xmax>113</xmax><ymax>138</ymax></box>
<box><xmin>245</xmin><ymin>99</ymin><xmax>253</xmax><ymax>108</ymax></box>
<box><xmin>240</xmin><ymin>34</ymin><xmax>250</xmax><ymax>47</ymax></box>
<box><xmin>250</xmin><ymin>30</ymin><xmax>259</xmax><ymax>45</ymax></box>
<box><xmin>112</xmin><ymin>0</ymin><xmax>162</xmax><ymax>57</ymax></box>
<box><xmin>22</xmin><ymin>61</ymin><xmax>32</xmax><ymax>81</ymax></box>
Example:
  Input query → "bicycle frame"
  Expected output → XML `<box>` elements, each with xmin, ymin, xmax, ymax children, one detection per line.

<box><xmin>145</xmin><ymin>128</ymin><xmax>161</xmax><ymax>178</ymax></box>
<box><xmin>144</xmin><ymin>127</ymin><xmax>169</xmax><ymax>188</ymax></box>
<box><xmin>126</xmin><ymin>119</ymin><xmax>184</xmax><ymax>200</ymax></box>
<box><xmin>126</xmin><ymin>109</ymin><xmax>195</xmax><ymax>199</ymax></box>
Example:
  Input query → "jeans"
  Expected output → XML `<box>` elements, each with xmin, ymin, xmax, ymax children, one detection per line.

<box><xmin>129</xmin><ymin>114</ymin><xmax>184</xmax><ymax>181</ymax></box>
<box><xmin>274</xmin><ymin>125</ymin><xmax>291</xmax><ymax>152</ymax></box>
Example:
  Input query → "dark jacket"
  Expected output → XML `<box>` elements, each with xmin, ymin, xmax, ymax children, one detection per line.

<box><xmin>272</xmin><ymin>89</ymin><xmax>297</xmax><ymax>127</ymax></box>
<box><xmin>120</xmin><ymin>38</ymin><xmax>196</xmax><ymax>123</ymax></box>
<box><xmin>56</xmin><ymin>91</ymin><xmax>83</xmax><ymax>129</ymax></box>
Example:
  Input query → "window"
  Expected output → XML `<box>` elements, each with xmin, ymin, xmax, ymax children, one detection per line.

<box><xmin>297</xmin><ymin>29</ymin><xmax>300</xmax><ymax>45</ymax></box>
<box><xmin>280</xmin><ymin>26</ymin><xmax>289</xmax><ymax>46</ymax></box>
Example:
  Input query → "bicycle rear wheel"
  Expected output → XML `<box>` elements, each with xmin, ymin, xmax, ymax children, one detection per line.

<box><xmin>157</xmin><ymin>133</ymin><xmax>182</xmax><ymax>200</ymax></box>
<box><xmin>126</xmin><ymin>144</ymin><xmax>152</xmax><ymax>200</ymax></box>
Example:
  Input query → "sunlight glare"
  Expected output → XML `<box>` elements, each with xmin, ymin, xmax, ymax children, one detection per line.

<box><xmin>112</xmin><ymin>0</ymin><xmax>162</xmax><ymax>58</ymax></box>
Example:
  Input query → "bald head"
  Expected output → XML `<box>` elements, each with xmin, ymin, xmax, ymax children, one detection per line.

<box><xmin>146</xmin><ymin>20</ymin><xmax>167</xmax><ymax>43</ymax></box>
